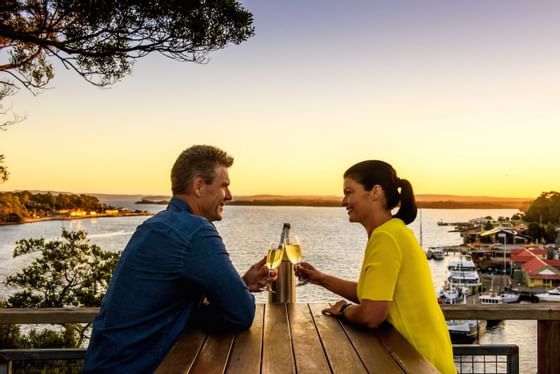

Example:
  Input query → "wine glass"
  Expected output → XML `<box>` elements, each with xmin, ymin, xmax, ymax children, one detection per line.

<box><xmin>264</xmin><ymin>241</ymin><xmax>283</xmax><ymax>292</ymax></box>
<box><xmin>284</xmin><ymin>235</ymin><xmax>307</xmax><ymax>286</ymax></box>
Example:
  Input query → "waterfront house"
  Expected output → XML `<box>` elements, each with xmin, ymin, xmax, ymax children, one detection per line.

<box><xmin>480</xmin><ymin>227</ymin><xmax>530</xmax><ymax>245</ymax></box>
<box><xmin>520</xmin><ymin>256</ymin><xmax>560</xmax><ymax>288</ymax></box>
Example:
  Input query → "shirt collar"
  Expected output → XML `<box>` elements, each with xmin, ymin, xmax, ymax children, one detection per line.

<box><xmin>168</xmin><ymin>196</ymin><xmax>193</xmax><ymax>214</ymax></box>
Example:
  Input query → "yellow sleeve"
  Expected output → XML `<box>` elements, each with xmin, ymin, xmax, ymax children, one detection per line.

<box><xmin>359</xmin><ymin>230</ymin><xmax>402</xmax><ymax>301</ymax></box>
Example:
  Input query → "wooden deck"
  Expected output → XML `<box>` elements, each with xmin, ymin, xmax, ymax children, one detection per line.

<box><xmin>155</xmin><ymin>303</ymin><xmax>437</xmax><ymax>374</ymax></box>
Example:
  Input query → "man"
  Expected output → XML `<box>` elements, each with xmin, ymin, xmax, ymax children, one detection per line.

<box><xmin>83</xmin><ymin>145</ymin><xmax>274</xmax><ymax>373</ymax></box>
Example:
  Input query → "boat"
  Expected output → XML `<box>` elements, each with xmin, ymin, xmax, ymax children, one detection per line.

<box><xmin>437</xmin><ymin>286</ymin><xmax>461</xmax><ymax>305</ymax></box>
<box><xmin>479</xmin><ymin>275</ymin><xmax>520</xmax><ymax>305</ymax></box>
<box><xmin>535</xmin><ymin>287</ymin><xmax>560</xmax><ymax>302</ymax></box>
<box><xmin>500</xmin><ymin>291</ymin><xmax>521</xmax><ymax>303</ymax></box>
<box><xmin>447</xmin><ymin>319</ymin><xmax>487</xmax><ymax>343</ymax></box>
<box><xmin>478</xmin><ymin>291</ymin><xmax>519</xmax><ymax>328</ymax></box>
<box><xmin>445</xmin><ymin>257</ymin><xmax>481</xmax><ymax>294</ymax></box>
<box><xmin>436</xmin><ymin>286</ymin><xmax>487</xmax><ymax>340</ymax></box>
<box><xmin>427</xmin><ymin>247</ymin><xmax>445</xmax><ymax>260</ymax></box>
<box><xmin>479</xmin><ymin>291</ymin><xmax>520</xmax><ymax>305</ymax></box>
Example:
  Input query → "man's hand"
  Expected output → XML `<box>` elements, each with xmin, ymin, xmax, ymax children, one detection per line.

<box><xmin>242</xmin><ymin>256</ymin><xmax>278</xmax><ymax>292</ymax></box>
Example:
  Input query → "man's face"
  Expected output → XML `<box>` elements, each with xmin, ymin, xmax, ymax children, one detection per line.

<box><xmin>198</xmin><ymin>165</ymin><xmax>232</xmax><ymax>222</ymax></box>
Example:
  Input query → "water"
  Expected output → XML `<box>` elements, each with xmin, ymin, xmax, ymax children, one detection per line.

<box><xmin>0</xmin><ymin>204</ymin><xmax>535</xmax><ymax>372</ymax></box>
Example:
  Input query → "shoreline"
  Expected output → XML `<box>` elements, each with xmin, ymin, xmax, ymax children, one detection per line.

<box><xmin>0</xmin><ymin>200</ymin><xmax>527</xmax><ymax>226</ymax></box>
<box><xmin>227</xmin><ymin>201</ymin><xmax>528</xmax><ymax>210</ymax></box>
<box><xmin>0</xmin><ymin>212</ymin><xmax>153</xmax><ymax>226</ymax></box>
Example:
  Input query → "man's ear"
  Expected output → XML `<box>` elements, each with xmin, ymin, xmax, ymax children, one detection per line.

<box><xmin>192</xmin><ymin>177</ymin><xmax>205</xmax><ymax>197</ymax></box>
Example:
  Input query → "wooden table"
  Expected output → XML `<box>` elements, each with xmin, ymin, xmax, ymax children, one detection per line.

<box><xmin>156</xmin><ymin>303</ymin><xmax>437</xmax><ymax>374</ymax></box>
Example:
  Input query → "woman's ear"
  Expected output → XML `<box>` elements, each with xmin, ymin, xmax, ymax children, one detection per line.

<box><xmin>371</xmin><ymin>184</ymin><xmax>383</xmax><ymax>201</ymax></box>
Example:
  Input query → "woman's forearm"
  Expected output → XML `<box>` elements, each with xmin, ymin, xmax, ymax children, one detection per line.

<box><xmin>320</xmin><ymin>275</ymin><xmax>359</xmax><ymax>303</ymax></box>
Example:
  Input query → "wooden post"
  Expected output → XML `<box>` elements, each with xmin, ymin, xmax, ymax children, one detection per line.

<box><xmin>0</xmin><ymin>361</ymin><xmax>12</xmax><ymax>374</ymax></box>
<box><xmin>538</xmin><ymin>320</ymin><xmax>560</xmax><ymax>374</ymax></box>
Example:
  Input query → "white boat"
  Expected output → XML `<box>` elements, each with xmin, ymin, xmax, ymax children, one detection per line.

<box><xmin>427</xmin><ymin>247</ymin><xmax>445</xmax><ymax>260</ymax></box>
<box><xmin>501</xmin><ymin>292</ymin><xmax>521</xmax><ymax>303</ymax></box>
<box><xmin>437</xmin><ymin>287</ymin><xmax>461</xmax><ymax>304</ymax></box>
<box><xmin>478</xmin><ymin>290</ymin><xmax>519</xmax><ymax>328</ymax></box>
<box><xmin>445</xmin><ymin>257</ymin><xmax>481</xmax><ymax>294</ymax></box>
<box><xmin>479</xmin><ymin>292</ymin><xmax>520</xmax><ymax>304</ymax></box>
<box><xmin>447</xmin><ymin>319</ymin><xmax>487</xmax><ymax>343</ymax></box>
<box><xmin>535</xmin><ymin>287</ymin><xmax>560</xmax><ymax>302</ymax></box>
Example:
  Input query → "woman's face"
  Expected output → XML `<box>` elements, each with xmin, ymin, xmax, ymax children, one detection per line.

<box><xmin>341</xmin><ymin>176</ymin><xmax>374</xmax><ymax>224</ymax></box>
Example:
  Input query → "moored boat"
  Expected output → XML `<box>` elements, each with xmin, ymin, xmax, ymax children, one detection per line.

<box><xmin>445</xmin><ymin>257</ymin><xmax>481</xmax><ymax>295</ymax></box>
<box><xmin>447</xmin><ymin>319</ymin><xmax>487</xmax><ymax>343</ymax></box>
<box><xmin>478</xmin><ymin>291</ymin><xmax>519</xmax><ymax>328</ymax></box>
<box><xmin>535</xmin><ymin>287</ymin><xmax>560</xmax><ymax>302</ymax></box>
<box><xmin>427</xmin><ymin>247</ymin><xmax>445</xmax><ymax>260</ymax></box>
<box><xmin>437</xmin><ymin>286</ymin><xmax>461</xmax><ymax>305</ymax></box>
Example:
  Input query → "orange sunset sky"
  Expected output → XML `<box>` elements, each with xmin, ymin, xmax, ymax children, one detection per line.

<box><xmin>2</xmin><ymin>1</ymin><xmax>559</xmax><ymax>199</ymax></box>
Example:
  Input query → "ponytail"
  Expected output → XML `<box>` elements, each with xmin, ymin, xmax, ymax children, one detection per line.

<box><xmin>393</xmin><ymin>178</ymin><xmax>417</xmax><ymax>224</ymax></box>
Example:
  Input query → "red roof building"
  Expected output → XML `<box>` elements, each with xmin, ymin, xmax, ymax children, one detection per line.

<box><xmin>521</xmin><ymin>256</ymin><xmax>560</xmax><ymax>288</ymax></box>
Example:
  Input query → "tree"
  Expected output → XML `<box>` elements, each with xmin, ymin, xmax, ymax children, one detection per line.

<box><xmin>4</xmin><ymin>229</ymin><xmax>121</xmax><ymax>347</ymax></box>
<box><xmin>1</xmin><ymin>0</ymin><xmax>255</xmax><ymax>172</ymax></box>
<box><xmin>0</xmin><ymin>154</ymin><xmax>8</xmax><ymax>182</ymax></box>
<box><xmin>1</xmin><ymin>0</ymin><xmax>254</xmax><ymax>95</ymax></box>
<box><xmin>524</xmin><ymin>191</ymin><xmax>560</xmax><ymax>225</ymax></box>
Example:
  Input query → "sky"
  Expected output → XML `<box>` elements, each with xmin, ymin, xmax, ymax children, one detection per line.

<box><xmin>1</xmin><ymin>0</ymin><xmax>560</xmax><ymax>198</ymax></box>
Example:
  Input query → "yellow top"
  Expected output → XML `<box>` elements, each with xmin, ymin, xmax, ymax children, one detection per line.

<box><xmin>357</xmin><ymin>218</ymin><xmax>456</xmax><ymax>374</ymax></box>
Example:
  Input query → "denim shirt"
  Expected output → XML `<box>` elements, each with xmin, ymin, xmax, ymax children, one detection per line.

<box><xmin>83</xmin><ymin>197</ymin><xmax>255</xmax><ymax>373</ymax></box>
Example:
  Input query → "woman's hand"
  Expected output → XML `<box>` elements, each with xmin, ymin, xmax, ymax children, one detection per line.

<box><xmin>321</xmin><ymin>299</ymin><xmax>349</xmax><ymax>317</ymax></box>
<box><xmin>295</xmin><ymin>262</ymin><xmax>325</xmax><ymax>286</ymax></box>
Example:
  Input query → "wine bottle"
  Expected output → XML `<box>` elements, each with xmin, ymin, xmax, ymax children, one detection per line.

<box><xmin>278</xmin><ymin>223</ymin><xmax>291</xmax><ymax>249</ymax></box>
<box><xmin>269</xmin><ymin>223</ymin><xmax>296</xmax><ymax>303</ymax></box>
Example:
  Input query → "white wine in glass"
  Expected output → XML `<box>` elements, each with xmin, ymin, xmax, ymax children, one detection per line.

<box><xmin>265</xmin><ymin>241</ymin><xmax>283</xmax><ymax>292</ymax></box>
<box><xmin>267</xmin><ymin>247</ymin><xmax>284</xmax><ymax>270</ymax></box>
<box><xmin>284</xmin><ymin>235</ymin><xmax>307</xmax><ymax>286</ymax></box>
<box><xmin>284</xmin><ymin>241</ymin><xmax>302</xmax><ymax>265</ymax></box>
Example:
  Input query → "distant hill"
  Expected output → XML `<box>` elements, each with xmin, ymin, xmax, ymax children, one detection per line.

<box><xmin>229</xmin><ymin>194</ymin><xmax>533</xmax><ymax>210</ymax></box>
<box><xmin>2</xmin><ymin>190</ymin><xmax>533</xmax><ymax>210</ymax></box>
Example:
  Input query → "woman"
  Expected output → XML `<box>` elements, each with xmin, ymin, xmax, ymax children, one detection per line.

<box><xmin>297</xmin><ymin>160</ymin><xmax>456</xmax><ymax>374</ymax></box>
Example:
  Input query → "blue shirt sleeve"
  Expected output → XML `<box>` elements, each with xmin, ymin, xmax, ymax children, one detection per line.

<box><xmin>182</xmin><ymin>222</ymin><xmax>255</xmax><ymax>331</ymax></box>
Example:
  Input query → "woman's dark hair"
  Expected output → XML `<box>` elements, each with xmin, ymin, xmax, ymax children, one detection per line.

<box><xmin>343</xmin><ymin>160</ymin><xmax>417</xmax><ymax>224</ymax></box>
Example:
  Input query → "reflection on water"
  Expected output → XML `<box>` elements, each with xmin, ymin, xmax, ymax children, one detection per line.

<box><xmin>0</xmin><ymin>205</ymin><xmax>535</xmax><ymax>372</ymax></box>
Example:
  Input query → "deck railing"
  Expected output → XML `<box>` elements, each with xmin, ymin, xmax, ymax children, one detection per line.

<box><xmin>1</xmin><ymin>304</ymin><xmax>559</xmax><ymax>373</ymax></box>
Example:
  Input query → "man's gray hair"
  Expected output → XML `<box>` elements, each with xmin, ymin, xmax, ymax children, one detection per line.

<box><xmin>171</xmin><ymin>145</ymin><xmax>234</xmax><ymax>195</ymax></box>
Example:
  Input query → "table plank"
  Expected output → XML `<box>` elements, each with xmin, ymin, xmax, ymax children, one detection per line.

<box><xmin>155</xmin><ymin>329</ymin><xmax>205</xmax><ymax>374</ymax></box>
<box><xmin>225</xmin><ymin>304</ymin><xmax>264</xmax><ymax>374</ymax></box>
<box><xmin>262</xmin><ymin>304</ymin><xmax>295</xmax><ymax>374</ymax></box>
<box><xmin>340</xmin><ymin>320</ymin><xmax>404</xmax><ymax>374</ymax></box>
<box><xmin>287</xmin><ymin>304</ymin><xmax>331</xmax><ymax>373</ymax></box>
<box><xmin>189</xmin><ymin>331</ymin><xmax>235</xmax><ymax>374</ymax></box>
<box><xmin>308</xmin><ymin>303</ymin><xmax>367</xmax><ymax>374</ymax></box>
<box><xmin>374</xmin><ymin>322</ymin><xmax>438</xmax><ymax>374</ymax></box>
